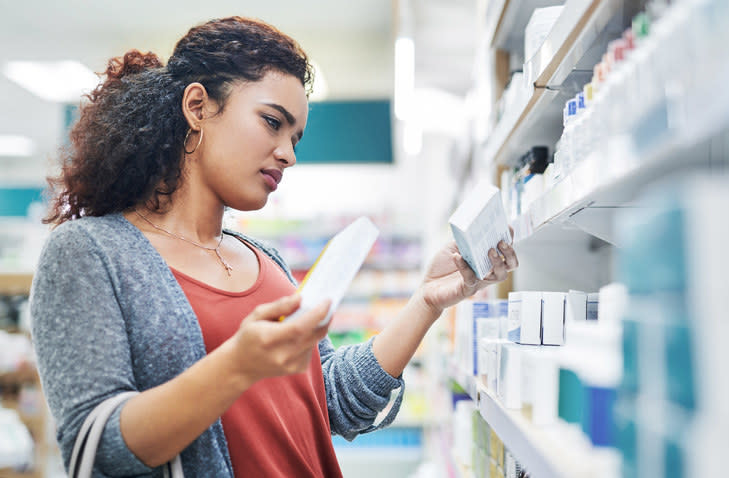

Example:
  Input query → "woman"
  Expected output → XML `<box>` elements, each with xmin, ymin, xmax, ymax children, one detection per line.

<box><xmin>30</xmin><ymin>16</ymin><xmax>518</xmax><ymax>477</ymax></box>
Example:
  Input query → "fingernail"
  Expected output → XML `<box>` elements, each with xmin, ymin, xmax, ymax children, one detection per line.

<box><xmin>489</xmin><ymin>249</ymin><xmax>498</xmax><ymax>258</ymax></box>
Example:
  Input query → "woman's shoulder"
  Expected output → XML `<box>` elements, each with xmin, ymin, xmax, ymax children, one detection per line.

<box><xmin>49</xmin><ymin>213</ymin><xmax>134</xmax><ymax>240</ymax></box>
<box><xmin>42</xmin><ymin>213</ymin><xmax>141</xmax><ymax>261</ymax></box>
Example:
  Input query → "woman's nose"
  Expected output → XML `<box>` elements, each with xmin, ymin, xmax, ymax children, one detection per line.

<box><xmin>274</xmin><ymin>143</ymin><xmax>296</xmax><ymax>167</ymax></box>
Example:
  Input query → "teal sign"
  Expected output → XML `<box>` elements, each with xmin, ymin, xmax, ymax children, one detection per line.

<box><xmin>0</xmin><ymin>188</ymin><xmax>45</xmax><ymax>217</ymax></box>
<box><xmin>295</xmin><ymin>100</ymin><xmax>393</xmax><ymax>164</ymax></box>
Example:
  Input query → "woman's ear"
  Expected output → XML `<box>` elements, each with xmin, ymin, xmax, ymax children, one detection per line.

<box><xmin>181</xmin><ymin>82</ymin><xmax>208</xmax><ymax>130</ymax></box>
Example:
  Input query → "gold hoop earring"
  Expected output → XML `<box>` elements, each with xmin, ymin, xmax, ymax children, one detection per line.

<box><xmin>184</xmin><ymin>128</ymin><xmax>204</xmax><ymax>155</ymax></box>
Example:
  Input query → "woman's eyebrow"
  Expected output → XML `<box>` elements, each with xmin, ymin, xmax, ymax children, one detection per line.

<box><xmin>261</xmin><ymin>102</ymin><xmax>296</xmax><ymax>126</ymax></box>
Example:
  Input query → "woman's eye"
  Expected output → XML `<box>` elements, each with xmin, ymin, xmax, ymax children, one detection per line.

<box><xmin>264</xmin><ymin>116</ymin><xmax>281</xmax><ymax>130</ymax></box>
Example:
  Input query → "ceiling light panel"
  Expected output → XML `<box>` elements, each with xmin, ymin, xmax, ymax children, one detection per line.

<box><xmin>0</xmin><ymin>135</ymin><xmax>35</xmax><ymax>157</ymax></box>
<box><xmin>3</xmin><ymin>60</ymin><xmax>99</xmax><ymax>103</ymax></box>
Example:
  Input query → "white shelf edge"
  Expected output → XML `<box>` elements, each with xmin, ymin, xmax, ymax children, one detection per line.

<box><xmin>511</xmin><ymin>109</ymin><xmax>726</xmax><ymax>246</ymax></box>
<box><xmin>483</xmin><ymin>0</ymin><xmax>510</xmax><ymax>48</ymax></box>
<box><xmin>476</xmin><ymin>382</ymin><xmax>616</xmax><ymax>478</ymax></box>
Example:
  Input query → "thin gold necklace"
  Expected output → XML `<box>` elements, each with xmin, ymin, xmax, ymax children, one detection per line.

<box><xmin>134</xmin><ymin>210</ymin><xmax>233</xmax><ymax>276</ymax></box>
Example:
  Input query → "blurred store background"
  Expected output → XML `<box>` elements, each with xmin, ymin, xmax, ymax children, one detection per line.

<box><xmin>2</xmin><ymin>0</ymin><xmax>728</xmax><ymax>477</ymax></box>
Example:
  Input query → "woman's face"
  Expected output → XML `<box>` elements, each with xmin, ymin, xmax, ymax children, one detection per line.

<box><xmin>194</xmin><ymin>70</ymin><xmax>308</xmax><ymax>211</ymax></box>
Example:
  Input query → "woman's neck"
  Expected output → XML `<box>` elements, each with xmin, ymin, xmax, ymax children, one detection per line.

<box><xmin>132</xmin><ymin>188</ymin><xmax>226</xmax><ymax>245</ymax></box>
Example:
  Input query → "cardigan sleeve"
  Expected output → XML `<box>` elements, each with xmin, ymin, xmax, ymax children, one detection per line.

<box><xmin>30</xmin><ymin>222</ymin><xmax>157</xmax><ymax>477</ymax></box>
<box><xmin>318</xmin><ymin>336</ymin><xmax>405</xmax><ymax>440</ymax></box>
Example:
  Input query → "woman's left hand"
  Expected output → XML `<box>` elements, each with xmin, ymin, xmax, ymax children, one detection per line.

<box><xmin>419</xmin><ymin>236</ymin><xmax>519</xmax><ymax>316</ymax></box>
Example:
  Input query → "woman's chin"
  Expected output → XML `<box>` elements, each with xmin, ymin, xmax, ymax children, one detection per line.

<box><xmin>229</xmin><ymin>196</ymin><xmax>268</xmax><ymax>212</ymax></box>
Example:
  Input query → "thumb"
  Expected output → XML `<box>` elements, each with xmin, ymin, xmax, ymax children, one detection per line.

<box><xmin>247</xmin><ymin>294</ymin><xmax>302</xmax><ymax>323</ymax></box>
<box><xmin>290</xmin><ymin>299</ymin><xmax>332</xmax><ymax>330</ymax></box>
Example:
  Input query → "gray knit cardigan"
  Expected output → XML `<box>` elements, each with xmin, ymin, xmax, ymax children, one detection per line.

<box><xmin>30</xmin><ymin>213</ymin><xmax>404</xmax><ymax>477</ymax></box>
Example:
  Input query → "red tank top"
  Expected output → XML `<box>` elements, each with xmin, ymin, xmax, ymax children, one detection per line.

<box><xmin>171</xmin><ymin>240</ymin><xmax>343</xmax><ymax>477</ymax></box>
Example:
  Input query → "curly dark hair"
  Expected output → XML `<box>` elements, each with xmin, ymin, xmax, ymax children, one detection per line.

<box><xmin>45</xmin><ymin>16</ymin><xmax>313</xmax><ymax>225</ymax></box>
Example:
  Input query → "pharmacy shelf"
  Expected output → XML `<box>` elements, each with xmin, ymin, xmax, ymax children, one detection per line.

<box><xmin>512</xmin><ymin>87</ymin><xmax>729</xmax><ymax>247</ymax></box>
<box><xmin>507</xmin><ymin>0</ymin><xmax>729</xmax><ymax>247</ymax></box>
<box><xmin>482</xmin><ymin>0</ymin><xmax>629</xmax><ymax>168</ymax></box>
<box><xmin>483</xmin><ymin>0</ymin><xmax>565</xmax><ymax>52</ymax></box>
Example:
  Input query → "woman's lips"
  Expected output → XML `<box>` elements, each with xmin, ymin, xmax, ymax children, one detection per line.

<box><xmin>261</xmin><ymin>169</ymin><xmax>282</xmax><ymax>191</ymax></box>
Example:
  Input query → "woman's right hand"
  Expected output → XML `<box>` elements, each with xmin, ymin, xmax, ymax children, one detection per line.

<box><xmin>117</xmin><ymin>294</ymin><xmax>330</xmax><ymax>468</ymax></box>
<box><xmin>230</xmin><ymin>294</ymin><xmax>331</xmax><ymax>384</ymax></box>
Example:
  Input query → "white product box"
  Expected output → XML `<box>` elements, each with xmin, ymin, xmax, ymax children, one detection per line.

<box><xmin>480</xmin><ymin>338</ymin><xmax>504</xmax><ymax>392</ymax></box>
<box><xmin>565</xmin><ymin>289</ymin><xmax>587</xmax><ymax>322</ymax></box>
<box><xmin>498</xmin><ymin>343</ymin><xmax>522</xmax><ymax>409</ymax></box>
<box><xmin>598</xmin><ymin>282</ymin><xmax>629</xmax><ymax>323</ymax></box>
<box><xmin>477</xmin><ymin>337</ymin><xmax>489</xmax><ymax>385</ymax></box>
<box><xmin>520</xmin><ymin>346</ymin><xmax>536</xmax><ymax>419</ymax></box>
<box><xmin>473</xmin><ymin>301</ymin><xmax>498</xmax><ymax>376</ymax></box>
<box><xmin>455</xmin><ymin>300</ymin><xmax>473</xmax><ymax>375</ymax></box>
<box><xmin>476</xmin><ymin>315</ymin><xmax>500</xmax><ymax>341</ymax></box>
<box><xmin>493</xmin><ymin>299</ymin><xmax>509</xmax><ymax>340</ymax></box>
<box><xmin>449</xmin><ymin>179</ymin><xmax>512</xmax><ymax>280</ymax></box>
<box><xmin>531</xmin><ymin>350</ymin><xmax>559</xmax><ymax>425</ymax></box>
<box><xmin>457</xmin><ymin>300</ymin><xmax>500</xmax><ymax>377</ymax></box>
<box><xmin>519</xmin><ymin>291</ymin><xmax>543</xmax><ymax>345</ymax></box>
<box><xmin>686</xmin><ymin>181</ymin><xmax>729</xmax><ymax>422</ymax></box>
<box><xmin>542</xmin><ymin>291</ymin><xmax>566</xmax><ymax>345</ymax></box>
<box><xmin>524</xmin><ymin>6</ymin><xmax>565</xmax><ymax>62</ymax></box>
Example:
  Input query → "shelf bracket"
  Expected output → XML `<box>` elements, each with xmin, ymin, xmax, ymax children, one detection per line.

<box><xmin>563</xmin><ymin>205</ymin><xmax>627</xmax><ymax>247</ymax></box>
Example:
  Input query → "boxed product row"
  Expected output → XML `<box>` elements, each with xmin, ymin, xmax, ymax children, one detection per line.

<box><xmin>453</xmin><ymin>285</ymin><xmax>613</xmax><ymax>380</ymax></box>
<box><xmin>479</xmin><ymin>314</ymin><xmax>623</xmax><ymax>438</ymax></box>
<box><xmin>505</xmin><ymin>289</ymin><xmax>603</xmax><ymax>346</ymax></box>
<box><xmin>452</xmin><ymin>282</ymin><xmax>628</xmax><ymax>444</ymax></box>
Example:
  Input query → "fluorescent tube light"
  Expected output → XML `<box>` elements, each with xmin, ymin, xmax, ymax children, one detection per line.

<box><xmin>3</xmin><ymin>60</ymin><xmax>99</xmax><ymax>103</ymax></box>
<box><xmin>0</xmin><ymin>135</ymin><xmax>35</xmax><ymax>157</ymax></box>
